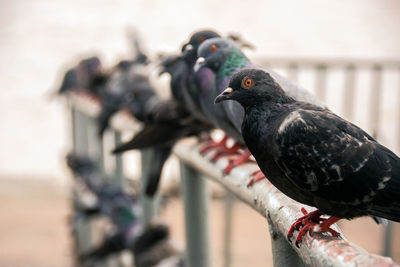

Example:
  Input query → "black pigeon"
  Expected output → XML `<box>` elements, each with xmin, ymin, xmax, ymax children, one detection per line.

<box><xmin>131</xmin><ymin>222</ymin><xmax>185</xmax><ymax>267</ymax></box>
<box><xmin>56</xmin><ymin>56</ymin><xmax>103</xmax><ymax>96</ymax></box>
<box><xmin>97</xmin><ymin>60</ymin><xmax>156</xmax><ymax>135</ymax></box>
<box><xmin>112</xmin><ymin>54</ymin><xmax>212</xmax><ymax>197</ymax></box>
<box><xmin>112</xmin><ymin>30</ymin><xmax>221</xmax><ymax>197</ymax></box>
<box><xmin>66</xmin><ymin>154</ymin><xmax>184</xmax><ymax>266</ymax></box>
<box><xmin>216</xmin><ymin>68</ymin><xmax>400</xmax><ymax>245</ymax></box>
<box><xmin>180</xmin><ymin>30</ymin><xmax>221</xmax><ymax>122</ymax></box>
<box><xmin>66</xmin><ymin>154</ymin><xmax>143</xmax><ymax>262</ymax></box>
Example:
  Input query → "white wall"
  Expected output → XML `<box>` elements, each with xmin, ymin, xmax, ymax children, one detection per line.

<box><xmin>0</xmin><ymin>0</ymin><xmax>399</xmax><ymax>180</ymax></box>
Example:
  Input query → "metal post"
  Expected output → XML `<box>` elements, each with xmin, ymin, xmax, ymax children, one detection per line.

<box><xmin>113</xmin><ymin>131</ymin><xmax>124</xmax><ymax>186</ymax></box>
<box><xmin>180</xmin><ymin>162</ymin><xmax>210</xmax><ymax>267</ymax></box>
<box><xmin>383</xmin><ymin>221</ymin><xmax>393</xmax><ymax>257</ymax></box>
<box><xmin>139</xmin><ymin>148</ymin><xmax>160</xmax><ymax>225</ymax></box>
<box><xmin>87</xmin><ymin>116</ymin><xmax>104</xmax><ymax>175</ymax></box>
<box><xmin>287</xmin><ymin>63</ymin><xmax>299</xmax><ymax>82</ymax></box>
<box><xmin>223</xmin><ymin>192</ymin><xmax>234</xmax><ymax>267</ymax></box>
<box><xmin>342</xmin><ymin>65</ymin><xmax>356</xmax><ymax>121</ymax></box>
<box><xmin>315</xmin><ymin>64</ymin><xmax>327</xmax><ymax>102</ymax></box>
<box><xmin>71</xmin><ymin>108</ymin><xmax>92</xmax><ymax>255</ymax></box>
<box><xmin>268</xmin><ymin>222</ymin><xmax>306</xmax><ymax>267</ymax></box>
<box><xmin>369</xmin><ymin>65</ymin><xmax>382</xmax><ymax>139</ymax></box>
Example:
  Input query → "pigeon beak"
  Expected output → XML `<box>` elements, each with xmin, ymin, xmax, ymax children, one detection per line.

<box><xmin>193</xmin><ymin>57</ymin><xmax>206</xmax><ymax>72</ymax></box>
<box><xmin>215</xmin><ymin>87</ymin><xmax>233</xmax><ymax>103</ymax></box>
<box><xmin>158</xmin><ymin>67</ymin><xmax>167</xmax><ymax>76</ymax></box>
<box><xmin>182</xmin><ymin>44</ymin><xmax>193</xmax><ymax>58</ymax></box>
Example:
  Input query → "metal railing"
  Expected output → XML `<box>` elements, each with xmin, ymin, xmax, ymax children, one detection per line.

<box><xmin>67</xmin><ymin>57</ymin><xmax>400</xmax><ymax>267</ymax></box>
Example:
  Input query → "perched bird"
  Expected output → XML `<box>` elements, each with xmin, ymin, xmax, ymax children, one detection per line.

<box><xmin>66</xmin><ymin>154</ymin><xmax>143</xmax><ymax>262</ymax></box>
<box><xmin>180</xmin><ymin>30</ymin><xmax>221</xmax><ymax>122</ymax></box>
<box><xmin>112</xmin><ymin>54</ymin><xmax>212</xmax><ymax>197</ymax></box>
<box><xmin>131</xmin><ymin>222</ymin><xmax>185</xmax><ymax>267</ymax></box>
<box><xmin>66</xmin><ymin>154</ymin><xmax>184</xmax><ymax>266</ymax></box>
<box><xmin>112</xmin><ymin>29</ymin><xmax>221</xmax><ymax>196</ymax></box>
<box><xmin>56</xmin><ymin>56</ymin><xmax>103</xmax><ymax>96</ymax></box>
<box><xmin>97</xmin><ymin>60</ymin><xmax>156</xmax><ymax>135</ymax></box>
<box><xmin>194</xmin><ymin>37</ymin><xmax>324</xmax><ymax>173</ymax></box>
<box><xmin>216</xmin><ymin>68</ymin><xmax>400</xmax><ymax>246</ymax></box>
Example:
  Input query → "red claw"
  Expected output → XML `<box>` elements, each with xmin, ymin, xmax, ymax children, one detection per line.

<box><xmin>199</xmin><ymin>135</ymin><xmax>229</xmax><ymax>155</ymax></box>
<box><xmin>210</xmin><ymin>143</ymin><xmax>241</xmax><ymax>162</ymax></box>
<box><xmin>223</xmin><ymin>149</ymin><xmax>253</xmax><ymax>174</ymax></box>
<box><xmin>247</xmin><ymin>169</ymin><xmax>266</xmax><ymax>187</ymax></box>
<box><xmin>287</xmin><ymin>208</ymin><xmax>340</xmax><ymax>247</ymax></box>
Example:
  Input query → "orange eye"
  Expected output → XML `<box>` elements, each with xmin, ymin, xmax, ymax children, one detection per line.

<box><xmin>210</xmin><ymin>44</ymin><xmax>217</xmax><ymax>52</ymax></box>
<box><xmin>198</xmin><ymin>36</ymin><xmax>206</xmax><ymax>43</ymax></box>
<box><xmin>242</xmin><ymin>77</ymin><xmax>253</xmax><ymax>88</ymax></box>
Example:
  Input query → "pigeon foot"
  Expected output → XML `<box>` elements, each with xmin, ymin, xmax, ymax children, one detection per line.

<box><xmin>287</xmin><ymin>208</ymin><xmax>340</xmax><ymax>247</ymax></box>
<box><xmin>223</xmin><ymin>149</ymin><xmax>253</xmax><ymax>174</ymax></box>
<box><xmin>210</xmin><ymin>143</ymin><xmax>242</xmax><ymax>162</ymax></box>
<box><xmin>199</xmin><ymin>135</ymin><xmax>229</xmax><ymax>155</ymax></box>
<box><xmin>247</xmin><ymin>169</ymin><xmax>266</xmax><ymax>187</ymax></box>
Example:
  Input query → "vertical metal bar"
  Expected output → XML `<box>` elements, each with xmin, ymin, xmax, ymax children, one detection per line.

<box><xmin>287</xmin><ymin>63</ymin><xmax>299</xmax><ymax>82</ymax></box>
<box><xmin>71</xmin><ymin>109</ymin><xmax>92</xmax><ymax>255</ymax></box>
<box><xmin>369</xmin><ymin>65</ymin><xmax>383</xmax><ymax>139</ymax></box>
<box><xmin>397</xmin><ymin>66</ymin><xmax>400</xmax><ymax>152</ymax></box>
<box><xmin>180</xmin><ymin>162</ymin><xmax>210</xmax><ymax>267</ymax></box>
<box><xmin>113</xmin><ymin>131</ymin><xmax>124</xmax><ymax>186</ymax></box>
<box><xmin>383</xmin><ymin>221</ymin><xmax>393</xmax><ymax>257</ymax></box>
<box><xmin>314</xmin><ymin>64</ymin><xmax>327</xmax><ymax>102</ymax></box>
<box><xmin>223</xmin><ymin>192</ymin><xmax>234</xmax><ymax>267</ymax></box>
<box><xmin>139</xmin><ymin>149</ymin><xmax>160</xmax><ymax>225</ymax></box>
<box><xmin>268</xmin><ymin>222</ymin><xmax>305</xmax><ymax>267</ymax></box>
<box><xmin>342</xmin><ymin>65</ymin><xmax>356</xmax><ymax>121</ymax></box>
<box><xmin>87</xmin><ymin>116</ymin><xmax>104</xmax><ymax>175</ymax></box>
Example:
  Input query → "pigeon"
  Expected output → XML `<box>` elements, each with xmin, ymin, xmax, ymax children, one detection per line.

<box><xmin>56</xmin><ymin>56</ymin><xmax>103</xmax><ymax>97</ymax></box>
<box><xmin>180</xmin><ymin>30</ymin><xmax>221</xmax><ymax>118</ymax></box>
<box><xmin>194</xmin><ymin>37</ymin><xmax>325</xmax><ymax>173</ymax></box>
<box><xmin>96</xmin><ymin>43</ymin><xmax>154</xmax><ymax>135</ymax></box>
<box><xmin>66</xmin><ymin>154</ymin><xmax>141</xmax><ymax>232</ymax></box>
<box><xmin>131</xmin><ymin>222</ymin><xmax>185</xmax><ymax>267</ymax></box>
<box><xmin>216</xmin><ymin>68</ymin><xmax>400</xmax><ymax>246</ymax></box>
<box><xmin>112</xmin><ymin>55</ymin><xmax>212</xmax><ymax>197</ymax></box>
<box><xmin>66</xmin><ymin>154</ymin><xmax>184</xmax><ymax>265</ymax></box>
<box><xmin>66</xmin><ymin>154</ymin><xmax>144</xmax><ymax>262</ymax></box>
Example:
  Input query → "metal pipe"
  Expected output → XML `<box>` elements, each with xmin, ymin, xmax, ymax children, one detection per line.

<box><xmin>315</xmin><ymin>64</ymin><xmax>327</xmax><ymax>102</ymax></box>
<box><xmin>369</xmin><ymin>65</ymin><xmax>382</xmax><ymax>139</ymax></box>
<box><xmin>342</xmin><ymin>65</ymin><xmax>356</xmax><ymax>121</ymax></box>
<box><xmin>223</xmin><ymin>191</ymin><xmax>234</xmax><ymax>267</ymax></box>
<box><xmin>113</xmin><ymin>131</ymin><xmax>124</xmax><ymax>186</ymax></box>
<box><xmin>268</xmin><ymin>221</ymin><xmax>306</xmax><ymax>267</ymax></box>
<box><xmin>139</xmin><ymin>148</ymin><xmax>160</xmax><ymax>225</ymax></box>
<box><xmin>71</xmin><ymin>109</ymin><xmax>92</xmax><ymax>254</ymax></box>
<box><xmin>180</xmin><ymin>162</ymin><xmax>211</xmax><ymax>267</ymax></box>
<box><xmin>383</xmin><ymin>221</ymin><xmax>393</xmax><ymax>257</ymax></box>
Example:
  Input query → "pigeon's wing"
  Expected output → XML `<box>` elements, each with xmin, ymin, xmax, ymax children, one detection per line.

<box><xmin>275</xmin><ymin>108</ymin><xmax>400</xmax><ymax>211</ymax></box>
<box><xmin>145</xmin><ymin>146</ymin><xmax>173</xmax><ymax>197</ymax></box>
<box><xmin>265</xmin><ymin>68</ymin><xmax>326</xmax><ymax>108</ymax></box>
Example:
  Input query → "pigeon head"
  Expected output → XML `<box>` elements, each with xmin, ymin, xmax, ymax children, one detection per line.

<box><xmin>158</xmin><ymin>55</ymin><xmax>183</xmax><ymax>76</ymax></box>
<box><xmin>194</xmin><ymin>37</ymin><xmax>233</xmax><ymax>72</ymax></box>
<box><xmin>80</xmin><ymin>56</ymin><xmax>102</xmax><ymax>74</ymax></box>
<box><xmin>215</xmin><ymin>69</ymin><xmax>292</xmax><ymax>107</ymax></box>
<box><xmin>194</xmin><ymin>37</ymin><xmax>248</xmax><ymax>77</ymax></box>
<box><xmin>182</xmin><ymin>30</ymin><xmax>220</xmax><ymax>65</ymax></box>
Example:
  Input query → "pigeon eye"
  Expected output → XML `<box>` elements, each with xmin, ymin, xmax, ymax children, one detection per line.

<box><xmin>198</xmin><ymin>36</ymin><xmax>206</xmax><ymax>43</ymax></box>
<box><xmin>210</xmin><ymin>44</ymin><xmax>217</xmax><ymax>52</ymax></box>
<box><xmin>242</xmin><ymin>77</ymin><xmax>253</xmax><ymax>89</ymax></box>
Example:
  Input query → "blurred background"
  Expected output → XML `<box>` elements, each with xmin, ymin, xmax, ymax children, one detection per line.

<box><xmin>1</xmin><ymin>0</ymin><xmax>400</xmax><ymax>266</ymax></box>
